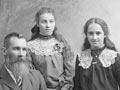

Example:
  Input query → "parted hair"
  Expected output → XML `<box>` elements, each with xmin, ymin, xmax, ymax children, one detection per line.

<box><xmin>3</xmin><ymin>32</ymin><xmax>24</xmax><ymax>48</ymax></box>
<box><xmin>82</xmin><ymin>17</ymin><xmax>117</xmax><ymax>51</ymax></box>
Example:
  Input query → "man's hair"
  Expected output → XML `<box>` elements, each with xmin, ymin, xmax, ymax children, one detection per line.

<box><xmin>3</xmin><ymin>32</ymin><xmax>24</xmax><ymax>48</ymax></box>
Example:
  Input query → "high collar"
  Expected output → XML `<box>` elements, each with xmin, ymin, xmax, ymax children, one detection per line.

<box><xmin>38</xmin><ymin>34</ymin><xmax>54</xmax><ymax>40</ymax></box>
<box><xmin>91</xmin><ymin>46</ymin><xmax>106</xmax><ymax>57</ymax></box>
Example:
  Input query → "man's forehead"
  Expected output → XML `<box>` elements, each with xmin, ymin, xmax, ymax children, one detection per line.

<box><xmin>10</xmin><ymin>36</ymin><xmax>26</xmax><ymax>41</ymax></box>
<box><xmin>9</xmin><ymin>37</ymin><xmax>27</xmax><ymax>47</ymax></box>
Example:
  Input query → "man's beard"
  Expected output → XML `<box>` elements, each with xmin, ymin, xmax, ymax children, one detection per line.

<box><xmin>12</xmin><ymin>60</ymin><xmax>29</xmax><ymax>79</ymax></box>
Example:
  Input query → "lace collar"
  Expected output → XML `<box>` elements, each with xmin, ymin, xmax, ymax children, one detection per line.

<box><xmin>27</xmin><ymin>38</ymin><xmax>64</xmax><ymax>56</ymax></box>
<box><xmin>78</xmin><ymin>48</ymin><xmax>117</xmax><ymax>69</ymax></box>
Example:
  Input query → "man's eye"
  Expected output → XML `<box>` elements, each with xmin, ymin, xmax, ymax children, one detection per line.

<box><xmin>13</xmin><ymin>47</ymin><xmax>19</xmax><ymax>50</ymax></box>
<box><xmin>23</xmin><ymin>48</ymin><xmax>27</xmax><ymax>51</ymax></box>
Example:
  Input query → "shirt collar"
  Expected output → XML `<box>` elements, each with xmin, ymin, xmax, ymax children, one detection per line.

<box><xmin>4</xmin><ymin>65</ymin><xmax>17</xmax><ymax>84</ymax></box>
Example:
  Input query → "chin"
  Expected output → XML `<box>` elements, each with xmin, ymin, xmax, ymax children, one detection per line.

<box><xmin>47</xmin><ymin>33</ymin><xmax>52</xmax><ymax>35</ymax></box>
<box><xmin>92</xmin><ymin>45</ymin><xmax>102</xmax><ymax>50</ymax></box>
<box><xmin>91</xmin><ymin>45</ymin><xmax>99</xmax><ymax>49</ymax></box>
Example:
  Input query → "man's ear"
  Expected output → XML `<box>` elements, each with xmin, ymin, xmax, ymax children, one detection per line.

<box><xmin>1</xmin><ymin>47</ymin><xmax>7</xmax><ymax>56</ymax></box>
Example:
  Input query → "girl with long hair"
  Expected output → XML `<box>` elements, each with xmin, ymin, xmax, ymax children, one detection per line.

<box><xmin>27</xmin><ymin>7</ymin><xmax>74</xmax><ymax>90</ymax></box>
<box><xmin>74</xmin><ymin>17</ymin><xmax>120</xmax><ymax>90</ymax></box>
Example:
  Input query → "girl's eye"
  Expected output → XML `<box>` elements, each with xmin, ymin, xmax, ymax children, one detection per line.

<box><xmin>50</xmin><ymin>20</ymin><xmax>54</xmax><ymax>23</ymax></box>
<box><xmin>41</xmin><ymin>20</ymin><xmax>47</xmax><ymax>23</ymax></box>
<box><xmin>88</xmin><ymin>32</ymin><xmax>93</xmax><ymax>35</ymax></box>
<box><xmin>96</xmin><ymin>32</ymin><xmax>101</xmax><ymax>35</ymax></box>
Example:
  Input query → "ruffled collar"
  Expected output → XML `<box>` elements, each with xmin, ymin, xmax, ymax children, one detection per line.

<box><xmin>27</xmin><ymin>38</ymin><xmax>64</xmax><ymax>56</ymax></box>
<box><xmin>78</xmin><ymin>48</ymin><xmax>117</xmax><ymax>69</ymax></box>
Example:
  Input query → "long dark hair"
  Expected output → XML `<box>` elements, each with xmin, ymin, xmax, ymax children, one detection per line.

<box><xmin>82</xmin><ymin>17</ymin><xmax>117</xmax><ymax>51</ymax></box>
<box><xmin>29</xmin><ymin>7</ymin><xmax>67</xmax><ymax>45</ymax></box>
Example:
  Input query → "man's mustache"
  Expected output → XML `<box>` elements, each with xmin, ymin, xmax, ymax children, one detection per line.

<box><xmin>12</xmin><ymin>58</ymin><xmax>27</xmax><ymax>64</ymax></box>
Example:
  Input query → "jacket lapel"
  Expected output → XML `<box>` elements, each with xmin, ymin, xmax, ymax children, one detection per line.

<box><xmin>0</xmin><ymin>66</ymin><xmax>20</xmax><ymax>90</ymax></box>
<box><xmin>22</xmin><ymin>73</ymin><xmax>31</xmax><ymax>90</ymax></box>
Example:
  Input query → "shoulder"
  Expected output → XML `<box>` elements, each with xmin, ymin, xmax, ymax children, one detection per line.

<box><xmin>78</xmin><ymin>49</ymin><xmax>91</xmax><ymax>59</ymax></box>
<box><xmin>76</xmin><ymin>49</ymin><xmax>91</xmax><ymax>62</ymax></box>
<box><xmin>27</xmin><ymin>39</ymin><xmax>40</xmax><ymax>53</ymax></box>
<box><xmin>100</xmin><ymin>48</ymin><xmax>118</xmax><ymax>60</ymax></box>
<box><xmin>103</xmin><ymin>48</ymin><xmax>117</xmax><ymax>54</ymax></box>
<box><xmin>77</xmin><ymin>49</ymin><xmax>92</xmax><ymax>69</ymax></box>
<box><xmin>27</xmin><ymin>39</ymin><xmax>39</xmax><ymax>47</ymax></box>
<box><xmin>29</xmin><ymin>69</ymin><xmax>46</xmax><ymax>84</ymax></box>
<box><xmin>57</xmin><ymin>35</ymin><xmax>73</xmax><ymax>54</ymax></box>
<box><xmin>55</xmin><ymin>33</ymin><xmax>69</xmax><ymax>47</ymax></box>
<box><xmin>81</xmin><ymin>49</ymin><xmax>91</xmax><ymax>55</ymax></box>
<box><xmin>98</xmin><ymin>48</ymin><xmax>118</xmax><ymax>67</ymax></box>
<box><xmin>29</xmin><ymin>69</ymin><xmax>42</xmax><ymax>78</ymax></box>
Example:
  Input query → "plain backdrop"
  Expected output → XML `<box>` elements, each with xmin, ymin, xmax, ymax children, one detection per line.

<box><xmin>0</xmin><ymin>0</ymin><xmax>120</xmax><ymax>68</ymax></box>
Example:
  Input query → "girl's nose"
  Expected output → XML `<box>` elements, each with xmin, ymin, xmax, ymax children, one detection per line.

<box><xmin>93</xmin><ymin>34</ymin><xmax>97</xmax><ymax>39</ymax></box>
<box><xmin>46</xmin><ymin>22</ymin><xmax>50</xmax><ymax>28</ymax></box>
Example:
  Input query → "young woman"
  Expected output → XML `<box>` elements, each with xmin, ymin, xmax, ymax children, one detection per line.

<box><xmin>27</xmin><ymin>7</ymin><xmax>74</xmax><ymax>90</ymax></box>
<box><xmin>74</xmin><ymin>17</ymin><xmax>120</xmax><ymax>90</ymax></box>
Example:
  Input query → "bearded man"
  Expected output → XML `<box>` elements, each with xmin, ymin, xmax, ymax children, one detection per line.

<box><xmin>0</xmin><ymin>32</ymin><xmax>47</xmax><ymax>90</ymax></box>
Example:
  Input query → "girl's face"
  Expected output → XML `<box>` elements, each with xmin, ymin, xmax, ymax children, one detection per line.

<box><xmin>87</xmin><ymin>23</ymin><xmax>106</xmax><ymax>50</ymax></box>
<box><xmin>37</xmin><ymin>13</ymin><xmax>55</xmax><ymax>36</ymax></box>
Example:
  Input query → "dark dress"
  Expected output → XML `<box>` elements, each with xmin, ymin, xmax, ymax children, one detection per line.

<box><xmin>74</xmin><ymin>47</ymin><xmax>120</xmax><ymax>90</ymax></box>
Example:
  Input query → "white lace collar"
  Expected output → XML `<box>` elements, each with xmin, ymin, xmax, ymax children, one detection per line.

<box><xmin>78</xmin><ymin>48</ymin><xmax>117</xmax><ymax>69</ymax></box>
<box><xmin>27</xmin><ymin>38</ymin><xmax>64</xmax><ymax>56</ymax></box>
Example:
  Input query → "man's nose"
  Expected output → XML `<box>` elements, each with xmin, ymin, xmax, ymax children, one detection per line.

<box><xmin>18</xmin><ymin>50</ymin><xmax>25</xmax><ymax>57</ymax></box>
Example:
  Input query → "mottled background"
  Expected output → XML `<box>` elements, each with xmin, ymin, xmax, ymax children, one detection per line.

<box><xmin>0</xmin><ymin>0</ymin><xmax>120</xmax><ymax>67</ymax></box>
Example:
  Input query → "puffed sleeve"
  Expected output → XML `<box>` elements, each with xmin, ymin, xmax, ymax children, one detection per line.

<box><xmin>112</xmin><ymin>53</ymin><xmax>120</xmax><ymax>87</ymax></box>
<box><xmin>61</xmin><ymin>40</ymin><xmax>75</xmax><ymax>90</ymax></box>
